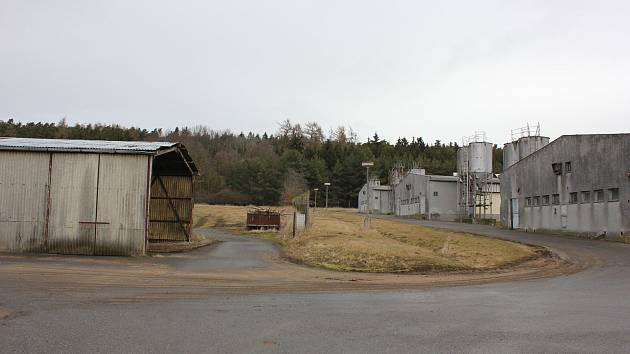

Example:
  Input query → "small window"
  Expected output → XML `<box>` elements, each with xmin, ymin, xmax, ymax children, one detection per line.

<box><xmin>526</xmin><ymin>197</ymin><xmax>532</xmax><ymax>206</ymax></box>
<box><xmin>542</xmin><ymin>195</ymin><xmax>550</xmax><ymax>205</ymax></box>
<box><xmin>533</xmin><ymin>196</ymin><xmax>540</xmax><ymax>206</ymax></box>
<box><xmin>433</xmin><ymin>191</ymin><xmax>438</xmax><ymax>197</ymax></box>
<box><xmin>565</xmin><ymin>161</ymin><xmax>572</xmax><ymax>173</ymax></box>
<box><xmin>552</xmin><ymin>194</ymin><xmax>560</xmax><ymax>205</ymax></box>
<box><xmin>552</xmin><ymin>163</ymin><xmax>563</xmax><ymax>175</ymax></box>
<box><xmin>609</xmin><ymin>188</ymin><xmax>619</xmax><ymax>201</ymax></box>
<box><xmin>594</xmin><ymin>189</ymin><xmax>604</xmax><ymax>202</ymax></box>
<box><xmin>581</xmin><ymin>191</ymin><xmax>590</xmax><ymax>203</ymax></box>
<box><xmin>569</xmin><ymin>192</ymin><xmax>578</xmax><ymax>204</ymax></box>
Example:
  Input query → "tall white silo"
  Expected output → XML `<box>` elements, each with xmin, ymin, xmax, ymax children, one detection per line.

<box><xmin>503</xmin><ymin>141</ymin><xmax>519</xmax><ymax>170</ymax></box>
<box><xmin>531</xmin><ymin>136</ymin><xmax>550</xmax><ymax>154</ymax></box>
<box><xmin>468</xmin><ymin>142</ymin><xmax>493</xmax><ymax>176</ymax></box>
<box><xmin>518</xmin><ymin>136</ymin><xmax>550</xmax><ymax>160</ymax></box>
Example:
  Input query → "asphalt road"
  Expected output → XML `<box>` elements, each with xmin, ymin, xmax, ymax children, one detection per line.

<box><xmin>1</xmin><ymin>221</ymin><xmax>630</xmax><ymax>353</ymax></box>
<box><xmin>159</xmin><ymin>228</ymin><xmax>281</xmax><ymax>273</ymax></box>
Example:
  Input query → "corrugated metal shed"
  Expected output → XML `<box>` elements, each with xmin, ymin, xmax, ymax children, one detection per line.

<box><xmin>0</xmin><ymin>138</ymin><xmax>173</xmax><ymax>153</ymax></box>
<box><xmin>0</xmin><ymin>138</ymin><xmax>197</xmax><ymax>256</ymax></box>
<box><xmin>0</xmin><ymin>137</ymin><xmax>197</xmax><ymax>173</ymax></box>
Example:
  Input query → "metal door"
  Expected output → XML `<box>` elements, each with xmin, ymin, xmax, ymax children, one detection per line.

<box><xmin>0</xmin><ymin>151</ymin><xmax>49</xmax><ymax>252</ymax></box>
<box><xmin>47</xmin><ymin>154</ymin><xmax>99</xmax><ymax>255</ymax></box>
<box><xmin>510</xmin><ymin>198</ymin><xmax>519</xmax><ymax>229</ymax></box>
<box><xmin>94</xmin><ymin>155</ymin><xmax>148</xmax><ymax>255</ymax></box>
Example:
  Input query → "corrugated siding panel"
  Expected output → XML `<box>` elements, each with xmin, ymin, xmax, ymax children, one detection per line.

<box><xmin>149</xmin><ymin>222</ymin><xmax>187</xmax><ymax>240</ymax></box>
<box><xmin>150</xmin><ymin>176</ymin><xmax>192</xmax><ymax>198</ymax></box>
<box><xmin>0</xmin><ymin>151</ymin><xmax>49</xmax><ymax>252</ymax></box>
<box><xmin>149</xmin><ymin>199</ymin><xmax>191</xmax><ymax>220</ymax></box>
<box><xmin>95</xmin><ymin>155</ymin><xmax>148</xmax><ymax>255</ymax></box>
<box><xmin>48</xmin><ymin>153</ymin><xmax>99</xmax><ymax>255</ymax></box>
<box><xmin>148</xmin><ymin>176</ymin><xmax>193</xmax><ymax>241</ymax></box>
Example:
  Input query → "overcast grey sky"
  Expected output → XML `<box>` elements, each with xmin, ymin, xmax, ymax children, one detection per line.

<box><xmin>1</xmin><ymin>0</ymin><xmax>629</xmax><ymax>144</ymax></box>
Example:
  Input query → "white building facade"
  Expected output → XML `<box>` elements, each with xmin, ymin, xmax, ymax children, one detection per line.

<box><xmin>500</xmin><ymin>134</ymin><xmax>629</xmax><ymax>239</ymax></box>
<box><xmin>358</xmin><ymin>169</ymin><xmax>473</xmax><ymax>221</ymax></box>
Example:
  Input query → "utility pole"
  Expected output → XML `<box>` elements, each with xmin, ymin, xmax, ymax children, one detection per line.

<box><xmin>362</xmin><ymin>161</ymin><xmax>374</xmax><ymax>227</ymax></box>
<box><xmin>324</xmin><ymin>183</ymin><xmax>331</xmax><ymax>209</ymax></box>
<box><xmin>313</xmin><ymin>188</ymin><xmax>319</xmax><ymax>209</ymax></box>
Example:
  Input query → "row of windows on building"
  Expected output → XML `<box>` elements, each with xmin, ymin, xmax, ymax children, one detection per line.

<box><xmin>526</xmin><ymin>188</ymin><xmax>620</xmax><ymax>207</ymax></box>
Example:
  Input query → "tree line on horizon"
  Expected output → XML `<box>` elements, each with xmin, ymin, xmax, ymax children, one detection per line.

<box><xmin>0</xmin><ymin>118</ymin><xmax>503</xmax><ymax>207</ymax></box>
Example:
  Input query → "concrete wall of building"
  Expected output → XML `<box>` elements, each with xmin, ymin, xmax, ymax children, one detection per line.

<box><xmin>375</xmin><ymin>188</ymin><xmax>392</xmax><ymax>214</ymax></box>
<box><xmin>427</xmin><ymin>180</ymin><xmax>458</xmax><ymax>220</ymax></box>
<box><xmin>473</xmin><ymin>182</ymin><xmax>501</xmax><ymax>220</ymax></box>
<box><xmin>394</xmin><ymin>173</ymin><xmax>427</xmax><ymax>217</ymax></box>
<box><xmin>488</xmin><ymin>192</ymin><xmax>501</xmax><ymax>219</ymax></box>
<box><xmin>391</xmin><ymin>174</ymin><xmax>458</xmax><ymax>220</ymax></box>
<box><xmin>501</xmin><ymin>134</ymin><xmax>630</xmax><ymax>238</ymax></box>
<box><xmin>358</xmin><ymin>182</ymin><xmax>393</xmax><ymax>214</ymax></box>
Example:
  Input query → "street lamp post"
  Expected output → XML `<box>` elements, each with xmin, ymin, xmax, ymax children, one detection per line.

<box><xmin>313</xmin><ymin>188</ymin><xmax>319</xmax><ymax>209</ymax></box>
<box><xmin>362</xmin><ymin>161</ymin><xmax>374</xmax><ymax>227</ymax></box>
<box><xmin>324</xmin><ymin>183</ymin><xmax>331</xmax><ymax>209</ymax></box>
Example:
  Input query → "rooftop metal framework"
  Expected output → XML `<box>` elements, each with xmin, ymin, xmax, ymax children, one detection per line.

<box><xmin>510</xmin><ymin>123</ymin><xmax>541</xmax><ymax>142</ymax></box>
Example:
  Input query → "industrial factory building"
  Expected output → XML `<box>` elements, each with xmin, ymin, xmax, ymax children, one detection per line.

<box><xmin>456</xmin><ymin>137</ymin><xmax>501</xmax><ymax>221</ymax></box>
<box><xmin>358</xmin><ymin>180</ymin><xmax>393</xmax><ymax>214</ymax></box>
<box><xmin>0</xmin><ymin>138</ymin><xmax>197</xmax><ymax>256</ymax></box>
<box><xmin>358</xmin><ymin>132</ymin><xmax>502</xmax><ymax>221</ymax></box>
<box><xmin>500</xmin><ymin>134</ymin><xmax>629</xmax><ymax>239</ymax></box>
<box><xmin>393</xmin><ymin>169</ymin><xmax>459</xmax><ymax>220</ymax></box>
<box><xmin>359</xmin><ymin>168</ymin><xmax>500</xmax><ymax>221</ymax></box>
<box><xmin>358</xmin><ymin>169</ymin><xmax>461</xmax><ymax>220</ymax></box>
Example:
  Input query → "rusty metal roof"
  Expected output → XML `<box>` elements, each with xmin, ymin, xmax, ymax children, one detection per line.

<box><xmin>0</xmin><ymin>137</ymin><xmax>179</xmax><ymax>154</ymax></box>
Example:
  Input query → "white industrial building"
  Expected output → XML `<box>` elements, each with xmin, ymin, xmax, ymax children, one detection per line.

<box><xmin>358</xmin><ymin>179</ymin><xmax>393</xmax><ymax>214</ymax></box>
<box><xmin>358</xmin><ymin>133</ymin><xmax>502</xmax><ymax>222</ymax></box>
<box><xmin>393</xmin><ymin>170</ymin><xmax>459</xmax><ymax>220</ymax></box>
<box><xmin>0</xmin><ymin>138</ymin><xmax>197</xmax><ymax>256</ymax></box>
<box><xmin>358</xmin><ymin>168</ymin><xmax>499</xmax><ymax>221</ymax></box>
<box><xmin>500</xmin><ymin>134</ymin><xmax>629</xmax><ymax>239</ymax></box>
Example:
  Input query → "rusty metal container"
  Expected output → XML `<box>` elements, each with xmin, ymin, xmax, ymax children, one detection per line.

<box><xmin>246</xmin><ymin>209</ymin><xmax>281</xmax><ymax>230</ymax></box>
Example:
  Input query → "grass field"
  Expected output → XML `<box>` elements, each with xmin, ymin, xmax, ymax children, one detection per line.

<box><xmin>193</xmin><ymin>204</ymin><xmax>539</xmax><ymax>273</ymax></box>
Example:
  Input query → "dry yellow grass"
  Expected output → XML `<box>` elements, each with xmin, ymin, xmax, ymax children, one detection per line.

<box><xmin>193</xmin><ymin>204</ymin><xmax>538</xmax><ymax>273</ymax></box>
<box><xmin>193</xmin><ymin>204</ymin><xmax>254</xmax><ymax>229</ymax></box>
